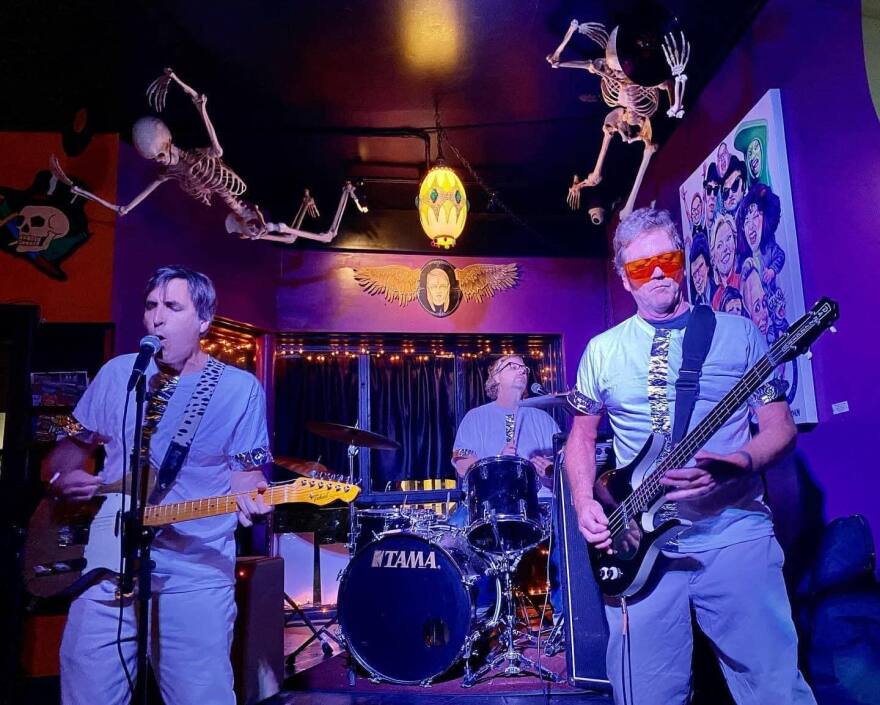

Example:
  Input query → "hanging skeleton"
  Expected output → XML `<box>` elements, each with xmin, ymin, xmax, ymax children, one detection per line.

<box><xmin>50</xmin><ymin>69</ymin><xmax>366</xmax><ymax>244</ymax></box>
<box><xmin>547</xmin><ymin>20</ymin><xmax>690</xmax><ymax>220</ymax></box>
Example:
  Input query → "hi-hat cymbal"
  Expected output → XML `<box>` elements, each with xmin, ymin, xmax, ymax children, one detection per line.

<box><xmin>518</xmin><ymin>391</ymin><xmax>576</xmax><ymax>413</ymax></box>
<box><xmin>306</xmin><ymin>421</ymin><xmax>401</xmax><ymax>450</ymax></box>
<box><xmin>273</xmin><ymin>456</ymin><xmax>329</xmax><ymax>476</ymax></box>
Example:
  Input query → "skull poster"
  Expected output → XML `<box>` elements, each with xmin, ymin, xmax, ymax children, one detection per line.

<box><xmin>678</xmin><ymin>89</ymin><xmax>816</xmax><ymax>423</ymax></box>
<box><xmin>0</xmin><ymin>170</ymin><xmax>90</xmax><ymax>280</ymax></box>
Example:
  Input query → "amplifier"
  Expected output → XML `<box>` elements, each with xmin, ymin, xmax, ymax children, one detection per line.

<box><xmin>555</xmin><ymin>438</ymin><xmax>613</xmax><ymax>690</ymax></box>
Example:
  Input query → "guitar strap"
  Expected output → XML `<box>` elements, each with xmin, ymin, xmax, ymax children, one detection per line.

<box><xmin>145</xmin><ymin>357</ymin><xmax>227</xmax><ymax>502</ymax></box>
<box><xmin>672</xmin><ymin>305</ymin><xmax>716</xmax><ymax>445</ymax></box>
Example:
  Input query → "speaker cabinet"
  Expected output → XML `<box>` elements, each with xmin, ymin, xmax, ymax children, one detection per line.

<box><xmin>232</xmin><ymin>556</ymin><xmax>284</xmax><ymax>705</ymax></box>
<box><xmin>556</xmin><ymin>440</ymin><xmax>613</xmax><ymax>690</ymax></box>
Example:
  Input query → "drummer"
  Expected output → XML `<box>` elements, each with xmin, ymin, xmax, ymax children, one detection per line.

<box><xmin>451</xmin><ymin>354</ymin><xmax>563</xmax><ymax>616</ymax></box>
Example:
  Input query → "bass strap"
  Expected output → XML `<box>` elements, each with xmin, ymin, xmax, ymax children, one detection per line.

<box><xmin>671</xmin><ymin>305</ymin><xmax>716</xmax><ymax>445</ymax></box>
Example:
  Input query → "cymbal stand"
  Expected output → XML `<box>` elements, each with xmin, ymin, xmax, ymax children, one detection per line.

<box><xmin>346</xmin><ymin>441</ymin><xmax>359</xmax><ymax>557</ymax></box>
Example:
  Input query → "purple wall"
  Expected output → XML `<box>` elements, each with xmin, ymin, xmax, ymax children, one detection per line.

<box><xmin>640</xmin><ymin>0</ymin><xmax>880</xmax><ymax>557</ymax></box>
<box><xmin>112</xmin><ymin>144</ymin><xmax>281</xmax><ymax>351</ymax></box>
<box><xmin>277</xmin><ymin>250</ymin><xmax>609</xmax><ymax>380</ymax></box>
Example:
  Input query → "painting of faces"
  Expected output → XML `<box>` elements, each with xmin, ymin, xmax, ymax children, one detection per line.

<box><xmin>678</xmin><ymin>89</ymin><xmax>817</xmax><ymax>423</ymax></box>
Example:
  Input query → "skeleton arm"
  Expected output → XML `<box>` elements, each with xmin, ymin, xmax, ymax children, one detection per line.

<box><xmin>49</xmin><ymin>155</ymin><xmax>169</xmax><ymax>216</ymax></box>
<box><xmin>547</xmin><ymin>20</ymin><xmax>608</xmax><ymax>65</ymax></box>
<box><xmin>662</xmin><ymin>32</ymin><xmax>690</xmax><ymax>118</ymax></box>
<box><xmin>148</xmin><ymin>69</ymin><xmax>224</xmax><ymax>157</ymax></box>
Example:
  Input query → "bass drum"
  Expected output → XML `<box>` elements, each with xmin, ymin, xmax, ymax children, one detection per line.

<box><xmin>338</xmin><ymin>531</ymin><xmax>500</xmax><ymax>684</ymax></box>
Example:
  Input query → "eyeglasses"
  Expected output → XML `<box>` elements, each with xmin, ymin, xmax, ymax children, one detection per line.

<box><xmin>704</xmin><ymin>183</ymin><xmax>720</xmax><ymax>196</ymax></box>
<box><xmin>498</xmin><ymin>362</ymin><xmax>530</xmax><ymax>375</ymax></box>
<box><xmin>624</xmin><ymin>250</ymin><xmax>685</xmax><ymax>288</ymax></box>
<box><xmin>721</xmin><ymin>176</ymin><xmax>743</xmax><ymax>199</ymax></box>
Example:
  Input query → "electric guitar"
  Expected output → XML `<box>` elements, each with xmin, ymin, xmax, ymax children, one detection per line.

<box><xmin>23</xmin><ymin>475</ymin><xmax>360</xmax><ymax>598</ymax></box>
<box><xmin>589</xmin><ymin>297</ymin><xmax>839</xmax><ymax>598</ymax></box>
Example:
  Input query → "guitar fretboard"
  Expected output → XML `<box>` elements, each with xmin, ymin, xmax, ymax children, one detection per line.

<box><xmin>142</xmin><ymin>480</ymin><xmax>354</xmax><ymax>526</ymax></box>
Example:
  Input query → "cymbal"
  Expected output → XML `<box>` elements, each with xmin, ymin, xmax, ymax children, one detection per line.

<box><xmin>518</xmin><ymin>391</ymin><xmax>575</xmax><ymax>412</ymax></box>
<box><xmin>273</xmin><ymin>456</ymin><xmax>329</xmax><ymax>476</ymax></box>
<box><xmin>306</xmin><ymin>421</ymin><xmax>401</xmax><ymax>450</ymax></box>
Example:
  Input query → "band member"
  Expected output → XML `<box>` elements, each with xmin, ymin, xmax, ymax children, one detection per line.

<box><xmin>49</xmin><ymin>265</ymin><xmax>272</xmax><ymax>705</ymax></box>
<box><xmin>451</xmin><ymin>354</ymin><xmax>562</xmax><ymax>614</ymax></box>
<box><xmin>564</xmin><ymin>208</ymin><xmax>815</xmax><ymax>704</ymax></box>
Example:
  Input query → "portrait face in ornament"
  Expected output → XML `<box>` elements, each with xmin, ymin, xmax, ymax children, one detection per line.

<box><xmin>747</xmin><ymin>138</ymin><xmax>763</xmax><ymax>181</ymax></box>
<box><xmin>417</xmin><ymin>260</ymin><xmax>461</xmax><ymax>317</ymax></box>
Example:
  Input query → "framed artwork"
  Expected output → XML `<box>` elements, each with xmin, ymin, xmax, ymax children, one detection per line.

<box><xmin>679</xmin><ymin>89</ymin><xmax>816</xmax><ymax>423</ymax></box>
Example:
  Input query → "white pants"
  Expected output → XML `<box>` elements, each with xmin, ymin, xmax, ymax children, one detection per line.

<box><xmin>604</xmin><ymin>536</ymin><xmax>816</xmax><ymax>705</ymax></box>
<box><xmin>60</xmin><ymin>586</ymin><xmax>237</xmax><ymax>705</ymax></box>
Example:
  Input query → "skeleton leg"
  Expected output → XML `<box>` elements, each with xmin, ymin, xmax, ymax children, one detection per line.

<box><xmin>49</xmin><ymin>155</ymin><xmax>168</xmax><ymax>216</ymax></box>
<box><xmin>260</xmin><ymin>182</ymin><xmax>367</xmax><ymax>245</ymax></box>
<box><xmin>619</xmin><ymin>140</ymin><xmax>658</xmax><ymax>220</ymax></box>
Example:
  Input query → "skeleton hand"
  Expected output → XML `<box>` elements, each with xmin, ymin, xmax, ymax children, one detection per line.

<box><xmin>147</xmin><ymin>69</ymin><xmax>175</xmax><ymax>112</ymax></box>
<box><xmin>662</xmin><ymin>32</ymin><xmax>690</xmax><ymax>77</ymax></box>
<box><xmin>577</xmin><ymin>22</ymin><xmax>609</xmax><ymax>49</ymax></box>
<box><xmin>303</xmin><ymin>189</ymin><xmax>320</xmax><ymax>219</ymax></box>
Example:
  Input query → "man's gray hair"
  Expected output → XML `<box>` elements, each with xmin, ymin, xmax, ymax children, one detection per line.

<box><xmin>144</xmin><ymin>265</ymin><xmax>217</xmax><ymax>324</ymax></box>
<box><xmin>613</xmin><ymin>208</ymin><xmax>684</xmax><ymax>276</ymax></box>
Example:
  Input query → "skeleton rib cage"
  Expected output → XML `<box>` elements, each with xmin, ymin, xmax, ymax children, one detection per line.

<box><xmin>170</xmin><ymin>149</ymin><xmax>248</xmax><ymax>208</ymax></box>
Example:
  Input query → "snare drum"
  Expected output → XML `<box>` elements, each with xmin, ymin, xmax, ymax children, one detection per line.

<box><xmin>352</xmin><ymin>509</ymin><xmax>410</xmax><ymax>553</ymax></box>
<box><xmin>338</xmin><ymin>531</ymin><xmax>500</xmax><ymax>684</ymax></box>
<box><xmin>465</xmin><ymin>455</ymin><xmax>543</xmax><ymax>553</ymax></box>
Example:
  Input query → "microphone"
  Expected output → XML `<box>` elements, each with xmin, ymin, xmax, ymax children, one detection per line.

<box><xmin>126</xmin><ymin>335</ymin><xmax>161</xmax><ymax>392</ymax></box>
<box><xmin>530</xmin><ymin>382</ymin><xmax>548</xmax><ymax>396</ymax></box>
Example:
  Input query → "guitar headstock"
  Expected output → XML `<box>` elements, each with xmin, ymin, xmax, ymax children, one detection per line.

<box><xmin>288</xmin><ymin>477</ymin><xmax>361</xmax><ymax>505</ymax></box>
<box><xmin>768</xmin><ymin>296</ymin><xmax>839</xmax><ymax>367</ymax></box>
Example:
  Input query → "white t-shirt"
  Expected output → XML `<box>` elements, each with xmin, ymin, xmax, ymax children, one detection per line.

<box><xmin>72</xmin><ymin>354</ymin><xmax>271</xmax><ymax>596</ymax></box>
<box><xmin>574</xmin><ymin>311</ymin><xmax>785</xmax><ymax>551</ymax></box>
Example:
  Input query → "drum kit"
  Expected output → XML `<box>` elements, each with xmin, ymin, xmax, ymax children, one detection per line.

<box><xmin>290</xmin><ymin>419</ymin><xmax>565</xmax><ymax>687</ymax></box>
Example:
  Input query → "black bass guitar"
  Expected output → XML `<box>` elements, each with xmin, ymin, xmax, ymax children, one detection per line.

<box><xmin>589</xmin><ymin>297</ymin><xmax>839</xmax><ymax>598</ymax></box>
<box><xmin>23</xmin><ymin>476</ymin><xmax>360</xmax><ymax>598</ymax></box>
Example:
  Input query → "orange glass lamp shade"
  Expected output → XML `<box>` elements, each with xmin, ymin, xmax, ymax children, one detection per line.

<box><xmin>416</xmin><ymin>165</ymin><xmax>468</xmax><ymax>249</ymax></box>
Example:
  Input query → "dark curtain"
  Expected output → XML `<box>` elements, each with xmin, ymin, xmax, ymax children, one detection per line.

<box><xmin>369</xmin><ymin>355</ymin><xmax>456</xmax><ymax>488</ymax></box>
<box><xmin>272</xmin><ymin>355</ymin><xmax>360</xmax><ymax>480</ymax></box>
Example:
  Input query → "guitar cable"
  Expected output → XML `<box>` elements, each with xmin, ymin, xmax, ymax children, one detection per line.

<box><xmin>619</xmin><ymin>595</ymin><xmax>635</xmax><ymax>705</ymax></box>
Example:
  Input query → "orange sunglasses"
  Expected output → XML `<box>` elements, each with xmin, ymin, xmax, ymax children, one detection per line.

<box><xmin>624</xmin><ymin>250</ymin><xmax>685</xmax><ymax>288</ymax></box>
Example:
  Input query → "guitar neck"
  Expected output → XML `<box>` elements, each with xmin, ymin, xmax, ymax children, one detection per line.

<box><xmin>635</xmin><ymin>354</ymin><xmax>775</xmax><ymax>508</ymax></box>
<box><xmin>142</xmin><ymin>482</ymin><xmax>311</xmax><ymax>526</ymax></box>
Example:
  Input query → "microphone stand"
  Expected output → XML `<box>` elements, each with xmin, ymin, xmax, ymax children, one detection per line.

<box><xmin>119</xmin><ymin>371</ymin><xmax>155</xmax><ymax>705</ymax></box>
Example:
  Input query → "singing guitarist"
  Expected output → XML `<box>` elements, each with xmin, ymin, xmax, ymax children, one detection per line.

<box><xmin>47</xmin><ymin>266</ymin><xmax>272</xmax><ymax>705</ymax></box>
<box><xmin>564</xmin><ymin>209</ymin><xmax>815</xmax><ymax>705</ymax></box>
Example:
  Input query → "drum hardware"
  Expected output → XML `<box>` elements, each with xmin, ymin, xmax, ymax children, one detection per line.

<box><xmin>461</xmin><ymin>548</ymin><xmax>563</xmax><ymax>687</ymax></box>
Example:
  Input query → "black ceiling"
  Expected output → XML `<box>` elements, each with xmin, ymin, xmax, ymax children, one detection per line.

<box><xmin>2</xmin><ymin>0</ymin><xmax>765</xmax><ymax>257</ymax></box>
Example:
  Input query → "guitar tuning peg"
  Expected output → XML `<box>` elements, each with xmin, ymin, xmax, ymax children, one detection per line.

<box><xmin>830</xmin><ymin>326</ymin><xmax>838</xmax><ymax>334</ymax></box>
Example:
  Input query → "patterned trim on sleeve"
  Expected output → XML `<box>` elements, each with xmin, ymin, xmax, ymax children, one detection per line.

<box><xmin>57</xmin><ymin>415</ymin><xmax>107</xmax><ymax>444</ymax></box>
<box><xmin>749</xmin><ymin>378</ymin><xmax>788</xmax><ymax>408</ymax></box>
<box><xmin>452</xmin><ymin>448</ymin><xmax>476</xmax><ymax>461</ymax></box>
<box><xmin>566</xmin><ymin>389</ymin><xmax>603</xmax><ymax>416</ymax></box>
<box><xmin>232</xmin><ymin>446</ymin><xmax>274</xmax><ymax>471</ymax></box>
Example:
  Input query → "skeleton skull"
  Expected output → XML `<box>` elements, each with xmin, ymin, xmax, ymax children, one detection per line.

<box><xmin>15</xmin><ymin>205</ymin><xmax>71</xmax><ymax>252</ymax></box>
<box><xmin>132</xmin><ymin>116</ymin><xmax>174</xmax><ymax>164</ymax></box>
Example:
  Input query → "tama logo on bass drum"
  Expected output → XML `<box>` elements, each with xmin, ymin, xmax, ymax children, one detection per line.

<box><xmin>371</xmin><ymin>549</ymin><xmax>440</xmax><ymax>569</ymax></box>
